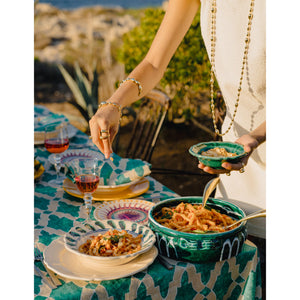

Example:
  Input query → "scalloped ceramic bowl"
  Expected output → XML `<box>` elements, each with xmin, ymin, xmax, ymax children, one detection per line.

<box><xmin>64</xmin><ymin>220</ymin><xmax>156</xmax><ymax>266</ymax></box>
<box><xmin>189</xmin><ymin>141</ymin><xmax>247</xmax><ymax>169</ymax></box>
<box><xmin>148</xmin><ymin>196</ymin><xmax>247</xmax><ymax>263</ymax></box>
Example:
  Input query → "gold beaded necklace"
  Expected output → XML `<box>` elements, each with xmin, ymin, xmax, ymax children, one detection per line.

<box><xmin>210</xmin><ymin>0</ymin><xmax>255</xmax><ymax>136</ymax></box>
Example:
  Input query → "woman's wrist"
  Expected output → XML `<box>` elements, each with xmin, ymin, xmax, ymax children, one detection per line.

<box><xmin>248</xmin><ymin>121</ymin><xmax>266</xmax><ymax>146</ymax></box>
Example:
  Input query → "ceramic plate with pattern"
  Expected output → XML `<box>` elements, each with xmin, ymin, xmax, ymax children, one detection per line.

<box><xmin>64</xmin><ymin>220</ymin><xmax>156</xmax><ymax>266</ymax></box>
<box><xmin>63</xmin><ymin>177</ymin><xmax>149</xmax><ymax>201</ymax></box>
<box><xmin>94</xmin><ymin>199</ymin><xmax>155</xmax><ymax>224</ymax></box>
<box><xmin>44</xmin><ymin>237</ymin><xmax>158</xmax><ymax>281</ymax></box>
<box><xmin>48</xmin><ymin>149</ymin><xmax>102</xmax><ymax>165</ymax></box>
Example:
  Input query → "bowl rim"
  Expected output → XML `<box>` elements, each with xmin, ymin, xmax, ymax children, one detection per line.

<box><xmin>148</xmin><ymin>196</ymin><xmax>246</xmax><ymax>238</ymax></box>
<box><xmin>64</xmin><ymin>220</ymin><xmax>156</xmax><ymax>261</ymax></box>
<box><xmin>189</xmin><ymin>141</ymin><xmax>246</xmax><ymax>161</ymax></box>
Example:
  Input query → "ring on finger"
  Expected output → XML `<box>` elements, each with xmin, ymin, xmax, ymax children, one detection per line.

<box><xmin>100</xmin><ymin>129</ymin><xmax>109</xmax><ymax>134</ymax></box>
<box><xmin>100</xmin><ymin>135</ymin><xmax>110</xmax><ymax>140</ymax></box>
<box><xmin>239</xmin><ymin>162</ymin><xmax>245</xmax><ymax>174</ymax></box>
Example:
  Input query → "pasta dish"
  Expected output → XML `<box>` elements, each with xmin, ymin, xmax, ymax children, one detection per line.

<box><xmin>201</xmin><ymin>147</ymin><xmax>237</xmax><ymax>157</ymax></box>
<box><xmin>79</xmin><ymin>229</ymin><xmax>142</xmax><ymax>256</ymax></box>
<box><xmin>154</xmin><ymin>202</ymin><xmax>237</xmax><ymax>233</ymax></box>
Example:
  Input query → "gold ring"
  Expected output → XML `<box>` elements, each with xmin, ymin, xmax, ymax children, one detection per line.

<box><xmin>226</xmin><ymin>171</ymin><xmax>231</xmax><ymax>176</ymax></box>
<box><xmin>100</xmin><ymin>135</ymin><xmax>110</xmax><ymax>140</ymax></box>
<box><xmin>101</xmin><ymin>129</ymin><xmax>109</xmax><ymax>133</ymax></box>
<box><xmin>239</xmin><ymin>162</ymin><xmax>245</xmax><ymax>173</ymax></box>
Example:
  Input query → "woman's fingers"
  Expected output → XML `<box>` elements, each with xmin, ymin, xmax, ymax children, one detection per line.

<box><xmin>198</xmin><ymin>159</ymin><xmax>248</xmax><ymax>174</ymax></box>
<box><xmin>100</xmin><ymin>131</ymin><xmax>112</xmax><ymax>159</ymax></box>
<box><xmin>89</xmin><ymin>111</ymin><xmax>120</xmax><ymax>158</ymax></box>
<box><xmin>89</xmin><ymin>118</ymin><xmax>103</xmax><ymax>152</ymax></box>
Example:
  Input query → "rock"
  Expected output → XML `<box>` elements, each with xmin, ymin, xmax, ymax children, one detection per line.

<box><xmin>34</xmin><ymin>3</ymin><xmax>139</xmax><ymax>64</ymax></box>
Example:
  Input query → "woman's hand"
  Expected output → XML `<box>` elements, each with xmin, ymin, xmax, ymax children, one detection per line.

<box><xmin>89</xmin><ymin>105</ymin><xmax>120</xmax><ymax>159</ymax></box>
<box><xmin>197</xmin><ymin>134</ymin><xmax>259</xmax><ymax>175</ymax></box>
<box><xmin>198</xmin><ymin>122</ymin><xmax>266</xmax><ymax>175</ymax></box>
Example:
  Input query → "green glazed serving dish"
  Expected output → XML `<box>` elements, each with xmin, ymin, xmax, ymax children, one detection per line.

<box><xmin>189</xmin><ymin>141</ymin><xmax>247</xmax><ymax>169</ymax></box>
<box><xmin>148</xmin><ymin>197</ymin><xmax>247</xmax><ymax>263</ymax></box>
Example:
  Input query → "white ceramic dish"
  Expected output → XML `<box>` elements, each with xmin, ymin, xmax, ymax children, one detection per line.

<box><xmin>95</xmin><ymin>178</ymin><xmax>141</xmax><ymax>194</ymax></box>
<box><xmin>44</xmin><ymin>237</ymin><xmax>158</xmax><ymax>281</ymax></box>
<box><xmin>64</xmin><ymin>220</ymin><xmax>156</xmax><ymax>266</ymax></box>
<box><xmin>94</xmin><ymin>199</ymin><xmax>155</xmax><ymax>225</ymax></box>
<box><xmin>48</xmin><ymin>149</ymin><xmax>102</xmax><ymax>165</ymax></box>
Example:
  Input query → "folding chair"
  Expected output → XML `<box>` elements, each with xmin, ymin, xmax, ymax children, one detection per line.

<box><xmin>113</xmin><ymin>89</ymin><xmax>171</xmax><ymax>163</ymax></box>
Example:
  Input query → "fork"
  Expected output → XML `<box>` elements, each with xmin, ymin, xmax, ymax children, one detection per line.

<box><xmin>34</xmin><ymin>246</ymin><xmax>61</xmax><ymax>287</ymax></box>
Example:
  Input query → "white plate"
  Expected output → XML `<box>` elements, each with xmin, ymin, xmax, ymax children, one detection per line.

<box><xmin>34</xmin><ymin>124</ymin><xmax>78</xmax><ymax>145</ymax></box>
<box><xmin>94</xmin><ymin>199</ymin><xmax>154</xmax><ymax>225</ymax></box>
<box><xmin>44</xmin><ymin>237</ymin><xmax>158</xmax><ymax>281</ymax></box>
<box><xmin>64</xmin><ymin>220</ymin><xmax>156</xmax><ymax>266</ymax></box>
<box><xmin>48</xmin><ymin>149</ymin><xmax>102</xmax><ymax>165</ymax></box>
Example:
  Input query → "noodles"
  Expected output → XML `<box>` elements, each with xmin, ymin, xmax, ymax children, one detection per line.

<box><xmin>154</xmin><ymin>202</ymin><xmax>237</xmax><ymax>233</ymax></box>
<box><xmin>201</xmin><ymin>147</ymin><xmax>237</xmax><ymax>157</ymax></box>
<box><xmin>78</xmin><ymin>229</ymin><xmax>142</xmax><ymax>256</ymax></box>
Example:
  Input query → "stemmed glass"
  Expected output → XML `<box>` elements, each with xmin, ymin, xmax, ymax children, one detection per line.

<box><xmin>72</xmin><ymin>158</ymin><xmax>102</xmax><ymax>222</ymax></box>
<box><xmin>44</xmin><ymin>123</ymin><xmax>69</xmax><ymax>188</ymax></box>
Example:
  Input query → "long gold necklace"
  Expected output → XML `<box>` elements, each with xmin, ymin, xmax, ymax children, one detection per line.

<box><xmin>210</xmin><ymin>0</ymin><xmax>255</xmax><ymax>136</ymax></box>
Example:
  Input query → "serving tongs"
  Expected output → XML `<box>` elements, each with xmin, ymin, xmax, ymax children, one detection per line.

<box><xmin>223</xmin><ymin>209</ymin><xmax>266</xmax><ymax>230</ymax></box>
<box><xmin>202</xmin><ymin>177</ymin><xmax>220</xmax><ymax>208</ymax></box>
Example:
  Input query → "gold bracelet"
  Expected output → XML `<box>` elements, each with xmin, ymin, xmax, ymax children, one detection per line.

<box><xmin>98</xmin><ymin>101</ymin><xmax>122</xmax><ymax>121</ymax></box>
<box><xmin>119</xmin><ymin>78</ymin><xmax>142</xmax><ymax>96</ymax></box>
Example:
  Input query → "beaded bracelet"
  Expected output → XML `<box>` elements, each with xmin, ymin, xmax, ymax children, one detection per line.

<box><xmin>98</xmin><ymin>101</ymin><xmax>123</xmax><ymax>121</ymax></box>
<box><xmin>119</xmin><ymin>77</ymin><xmax>142</xmax><ymax>96</ymax></box>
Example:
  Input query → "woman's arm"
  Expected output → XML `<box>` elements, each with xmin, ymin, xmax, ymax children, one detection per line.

<box><xmin>198</xmin><ymin>121</ymin><xmax>266</xmax><ymax>174</ymax></box>
<box><xmin>89</xmin><ymin>0</ymin><xmax>200</xmax><ymax>157</ymax></box>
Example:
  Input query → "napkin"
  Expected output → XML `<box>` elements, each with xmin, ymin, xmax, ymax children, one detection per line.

<box><xmin>34</xmin><ymin>114</ymin><xmax>69</xmax><ymax>132</ymax></box>
<box><xmin>65</xmin><ymin>155</ymin><xmax>151</xmax><ymax>186</ymax></box>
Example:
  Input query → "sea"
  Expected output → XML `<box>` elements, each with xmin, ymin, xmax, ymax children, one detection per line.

<box><xmin>38</xmin><ymin>0</ymin><xmax>165</xmax><ymax>10</ymax></box>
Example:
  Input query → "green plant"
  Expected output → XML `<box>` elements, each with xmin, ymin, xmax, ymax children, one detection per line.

<box><xmin>118</xmin><ymin>8</ymin><xmax>219</xmax><ymax>121</ymax></box>
<box><xmin>58</xmin><ymin>62</ymin><xmax>99</xmax><ymax>125</ymax></box>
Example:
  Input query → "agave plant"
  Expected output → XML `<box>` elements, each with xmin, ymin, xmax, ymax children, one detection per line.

<box><xmin>58</xmin><ymin>62</ymin><xmax>99</xmax><ymax>127</ymax></box>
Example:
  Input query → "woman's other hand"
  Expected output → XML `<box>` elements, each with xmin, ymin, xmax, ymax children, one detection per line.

<box><xmin>198</xmin><ymin>122</ymin><xmax>266</xmax><ymax>174</ymax></box>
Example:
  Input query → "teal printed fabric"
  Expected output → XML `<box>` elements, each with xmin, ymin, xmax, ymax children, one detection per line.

<box><xmin>34</xmin><ymin>105</ymin><xmax>262</xmax><ymax>300</ymax></box>
<box><xmin>34</xmin><ymin>105</ymin><xmax>69</xmax><ymax>132</ymax></box>
<box><xmin>65</xmin><ymin>153</ymin><xmax>152</xmax><ymax>186</ymax></box>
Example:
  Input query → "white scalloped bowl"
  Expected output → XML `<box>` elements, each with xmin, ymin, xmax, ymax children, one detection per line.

<box><xmin>64</xmin><ymin>220</ymin><xmax>156</xmax><ymax>266</ymax></box>
<box><xmin>95</xmin><ymin>178</ymin><xmax>141</xmax><ymax>194</ymax></box>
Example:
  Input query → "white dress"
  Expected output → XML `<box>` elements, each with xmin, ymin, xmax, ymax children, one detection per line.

<box><xmin>200</xmin><ymin>0</ymin><xmax>266</xmax><ymax>238</ymax></box>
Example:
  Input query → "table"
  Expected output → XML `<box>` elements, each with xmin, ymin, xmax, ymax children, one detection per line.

<box><xmin>34</xmin><ymin>105</ymin><xmax>262</xmax><ymax>300</ymax></box>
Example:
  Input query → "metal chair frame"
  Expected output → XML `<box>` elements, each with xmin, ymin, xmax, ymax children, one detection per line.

<box><xmin>114</xmin><ymin>89</ymin><xmax>171</xmax><ymax>163</ymax></box>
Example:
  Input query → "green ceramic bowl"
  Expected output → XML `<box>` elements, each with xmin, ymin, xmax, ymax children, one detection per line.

<box><xmin>148</xmin><ymin>197</ymin><xmax>247</xmax><ymax>263</ymax></box>
<box><xmin>189</xmin><ymin>141</ymin><xmax>247</xmax><ymax>169</ymax></box>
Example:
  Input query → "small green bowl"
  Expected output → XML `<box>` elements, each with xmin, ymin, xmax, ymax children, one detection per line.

<box><xmin>189</xmin><ymin>141</ymin><xmax>247</xmax><ymax>169</ymax></box>
<box><xmin>148</xmin><ymin>197</ymin><xmax>247</xmax><ymax>263</ymax></box>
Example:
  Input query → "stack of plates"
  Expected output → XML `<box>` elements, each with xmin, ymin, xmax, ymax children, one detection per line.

<box><xmin>43</xmin><ymin>220</ymin><xmax>158</xmax><ymax>281</ymax></box>
<box><xmin>63</xmin><ymin>177</ymin><xmax>150</xmax><ymax>201</ymax></box>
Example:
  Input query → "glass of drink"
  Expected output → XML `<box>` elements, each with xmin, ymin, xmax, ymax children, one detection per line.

<box><xmin>72</xmin><ymin>158</ymin><xmax>102</xmax><ymax>222</ymax></box>
<box><xmin>44</xmin><ymin>123</ymin><xmax>69</xmax><ymax>188</ymax></box>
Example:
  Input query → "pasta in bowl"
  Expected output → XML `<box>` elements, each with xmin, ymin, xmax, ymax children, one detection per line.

<box><xmin>189</xmin><ymin>141</ymin><xmax>247</xmax><ymax>169</ymax></box>
<box><xmin>148</xmin><ymin>197</ymin><xmax>247</xmax><ymax>263</ymax></box>
<box><xmin>64</xmin><ymin>220</ymin><xmax>156</xmax><ymax>266</ymax></box>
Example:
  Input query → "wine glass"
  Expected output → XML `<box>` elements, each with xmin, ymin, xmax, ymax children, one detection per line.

<box><xmin>72</xmin><ymin>158</ymin><xmax>102</xmax><ymax>222</ymax></box>
<box><xmin>44</xmin><ymin>123</ymin><xmax>69</xmax><ymax>188</ymax></box>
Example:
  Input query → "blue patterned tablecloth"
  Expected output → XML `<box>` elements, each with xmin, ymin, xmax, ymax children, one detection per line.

<box><xmin>34</xmin><ymin>105</ymin><xmax>262</xmax><ymax>300</ymax></box>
